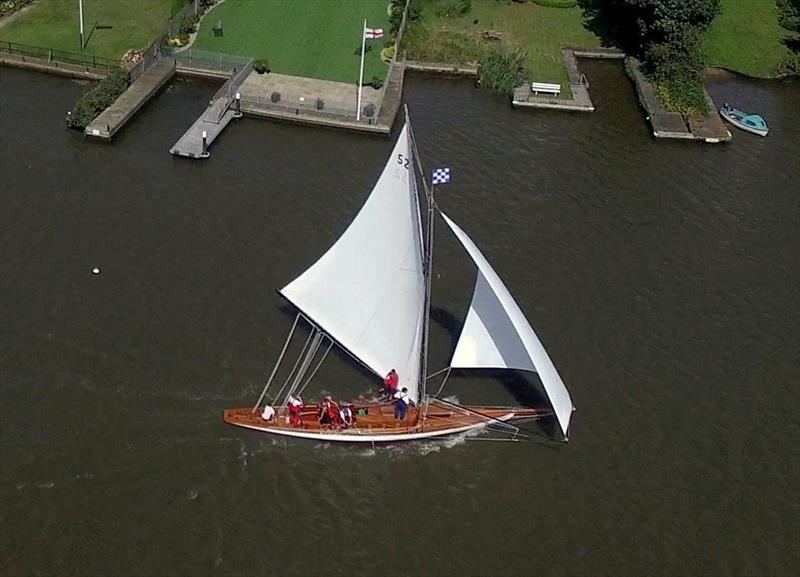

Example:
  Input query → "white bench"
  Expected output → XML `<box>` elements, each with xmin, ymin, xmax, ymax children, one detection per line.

<box><xmin>530</xmin><ymin>82</ymin><xmax>561</xmax><ymax>96</ymax></box>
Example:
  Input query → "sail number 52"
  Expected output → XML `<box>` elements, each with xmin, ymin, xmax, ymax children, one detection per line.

<box><xmin>397</xmin><ymin>154</ymin><xmax>410</xmax><ymax>169</ymax></box>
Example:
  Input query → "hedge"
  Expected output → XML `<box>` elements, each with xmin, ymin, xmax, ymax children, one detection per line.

<box><xmin>67</xmin><ymin>67</ymin><xmax>131</xmax><ymax>129</ymax></box>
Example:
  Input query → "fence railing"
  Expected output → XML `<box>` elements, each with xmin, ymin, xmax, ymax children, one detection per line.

<box><xmin>166</xmin><ymin>0</ymin><xmax>199</xmax><ymax>37</ymax></box>
<box><xmin>0</xmin><ymin>39</ymin><xmax>118</xmax><ymax>70</ymax></box>
<box><xmin>129</xmin><ymin>36</ymin><xmax>165</xmax><ymax>82</ymax></box>
<box><xmin>166</xmin><ymin>47</ymin><xmax>252</xmax><ymax>72</ymax></box>
<box><xmin>374</xmin><ymin>0</ymin><xmax>411</xmax><ymax>120</ymax></box>
<box><xmin>240</xmin><ymin>94</ymin><xmax>386</xmax><ymax>126</ymax></box>
<box><xmin>209</xmin><ymin>58</ymin><xmax>252</xmax><ymax>122</ymax></box>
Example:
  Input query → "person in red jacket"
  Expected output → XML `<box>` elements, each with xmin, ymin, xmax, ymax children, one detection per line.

<box><xmin>380</xmin><ymin>368</ymin><xmax>399</xmax><ymax>400</ymax></box>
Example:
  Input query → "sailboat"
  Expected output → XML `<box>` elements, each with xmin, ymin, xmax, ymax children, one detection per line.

<box><xmin>224</xmin><ymin>111</ymin><xmax>574</xmax><ymax>443</ymax></box>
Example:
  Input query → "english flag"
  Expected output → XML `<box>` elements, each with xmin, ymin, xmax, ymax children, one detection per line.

<box><xmin>365</xmin><ymin>27</ymin><xmax>384</xmax><ymax>39</ymax></box>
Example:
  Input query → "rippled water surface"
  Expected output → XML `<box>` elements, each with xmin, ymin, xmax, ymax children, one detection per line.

<box><xmin>1</xmin><ymin>62</ymin><xmax>798</xmax><ymax>576</ymax></box>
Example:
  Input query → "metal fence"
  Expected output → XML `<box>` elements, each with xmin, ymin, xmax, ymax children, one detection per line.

<box><xmin>0</xmin><ymin>39</ymin><xmax>117</xmax><ymax>71</ymax></box>
<box><xmin>166</xmin><ymin>47</ymin><xmax>251</xmax><ymax>72</ymax></box>
<box><xmin>209</xmin><ymin>58</ymin><xmax>252</xmax><ymax>122</ymax></box>
<box><xmin>166</xmin><ymin>0</ymin><xmax>200</xmax><ymax>37</ymax></box>
<box><xmin>129</xmin><ymin>36</ymin><xmax>165</xmax><ymax>82</ymax></box>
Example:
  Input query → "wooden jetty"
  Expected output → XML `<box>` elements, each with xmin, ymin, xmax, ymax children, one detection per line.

<box><xmin>626</xmin><ymin>58</ymin><xmax>731</xmax><ymax>143</ymax></box>
<box><xmin>85</xmin><ymin>60</ymin><xmax>175</xmax><ymax>140</ymax></box>
<box><xmin>512</xmin><ymin>49</ymin><xmax>595</xmax><ymax>112</ymax></box>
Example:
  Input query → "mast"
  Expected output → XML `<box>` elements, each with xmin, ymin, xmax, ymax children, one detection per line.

<box><xmin>406</xmin><ymin>107</ymin><xmax>434</xmax><ymax>417</ymax></box>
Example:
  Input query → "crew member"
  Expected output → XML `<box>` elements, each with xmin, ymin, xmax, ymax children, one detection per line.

<box><xmin>261</xmin><ymin>404</ymin><xmax>276</xmax><ymax>422</ymax></box>
<box><xmin>287</xmin><ymin>395</ymin><xmax>304</xmax><ymax>428</ymax></box>
<box><xmin>393</xmin><ymin>387</ymin><xmax>413</xmax><ymax>422</ymax></box>
<box><xmin>381</xmin><ymin>368</ymin><xmax>399</xmax><ymax>399</ymax></box>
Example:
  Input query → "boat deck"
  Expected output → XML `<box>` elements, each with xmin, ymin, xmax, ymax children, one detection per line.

<box><xmin>224</xmin><ymin>399</ymin><xmax>549</xmax><ymax>441</ymax></box>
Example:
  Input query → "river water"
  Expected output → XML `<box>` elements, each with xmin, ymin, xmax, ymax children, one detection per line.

<box><xmin>1</xmin><ymin>61</ymin><xmax>798</xmax><ymax>576</ymax></box>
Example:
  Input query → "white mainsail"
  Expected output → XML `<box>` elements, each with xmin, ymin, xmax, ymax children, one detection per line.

<box><xmin>441</xmin><ymin>212</ymin><xmax>574</xmax><ymax>436</ymax></box>
<box><xmin>280</xmin><ymin>125</ymin><xmax>426</xmax><ymax>402</ymax></box>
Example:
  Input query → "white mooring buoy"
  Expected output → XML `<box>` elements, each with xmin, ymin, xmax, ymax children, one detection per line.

<box><xmin>92</xmin><ymin>267</ymin><xmax>100</xmax><ymax>275</ymax></box>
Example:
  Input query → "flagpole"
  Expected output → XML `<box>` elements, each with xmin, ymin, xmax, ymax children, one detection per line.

<box><xmin>79</xmin><ymin>0</ymin><xmax>85</xmax><ymax>52</ymax></box>
<box><xmin>356</xmin><ymin>18</ymin><xmax>366</xmax><ymax>122</ymax></box>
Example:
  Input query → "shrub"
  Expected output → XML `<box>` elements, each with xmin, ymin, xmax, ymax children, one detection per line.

<box><xmin>0</xmin><ymin>0</ymin><xmax>34</xmax><ymax>18</ymax></box>
<box><xmin>478</xmin><ymin>47</ymin><xmax>526</xmax><ymax>94</ymax></box>
<box><xmin>652</xmin><ymin>80</ymin><xmax>706</xmax><ymax>115</ymax></box>
<box><xmin>253</xmin><ymin>58</ymin><xmax>270</xmax><ymax>74</ymax></box>
<box><xmin>315</xmin><ymin>98</ymin><xmax>324</xmax><ymax>110</ymax></box>
<box><xmin>270</xmin><ymin>91</ymin><xmax>281</xmax><ymax>103</ymax></box>
<box><xmin>179</xmin><ymin>12</ymin><xmax>200</xmax><ymax>35</ymax></box>
<box><xmin>390</xmin><ymin>0</ymin><xmax>422</xmax><ymax>36</ymax></box>
<box><xmin>643</xmin><ymin>25</ymin><xmax>707</xmax><ymax>113</ymax></box>
<box><xmin>363</xmin><ymin>103</ymin><xmax>376</xmax><ymax>118</ymax></box>
<box><xmin>67</xmin><ymin>67</ymin><xmax>131</xmax><ymax>129</ymax></box>
<box><xmin>166</xmin><ymin>35</ymin><xmax>189</xmax><ymax>47</ymax></box>
<box><xmin>368</xmin><ymin>75</ymin><xmax>384</xmax><ymax>89</ymax></box>
<box><xmin>381</xmin><ymin>44</ymin><xmax>396</xmax><ymax>62</ymax></box>
<box><xmin>436</xmin><ymin>0</ymin><xmax>472</xmax><ymax>18</ymax></box>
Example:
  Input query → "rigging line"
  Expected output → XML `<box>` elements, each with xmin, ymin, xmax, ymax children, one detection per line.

<box><xmin>253</xmin><ymin>313</ymin><xmax>300</xmax><ymax>412</ymax></box>
<box><xmin>426</xmin><ymin>366</ymin><xmax>449</xmax><ymax>380</ymax></box>
<box><xmin>431</xmin><ymin>367</ymin><xmax>452</xmax><ymax>398</ymax></box>
<box><xmin>293</xmin><ymin>338</ymin><xmax>333</xmax><ymax>400</ymax></box>
<box><xmin>298</xmin><ymin>312</ymin><xmax>376</xmax><ymax>377</ymax></box>
<box><xmin>406</xmin><ymin>113</ymin><xmax>432</xmax><ymax>204</ymax></box>
<box><xmin>270</xmin><ymin>325</ymin><xmax>316</xmax><ymax>405</ymax></box>
<box><xmin>286</xmin><ymin>330</ymin><xmax>323</xmax><ymax>402</ymax></box>
<box><xmin>431</xmin><ymin>396</ymin><xmax>522</xmax><ymax>433</ymax></box>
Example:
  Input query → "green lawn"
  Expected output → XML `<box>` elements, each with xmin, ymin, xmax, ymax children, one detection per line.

<box><xmin>404</xmin><ymin>0</ymin><xmax>601</xmax><ymax>95</ymax></box>
<box><xmin>191</xmin><ymin>0</ymin><xmax>391</xmax><ymax>84</ymax></box>
<box><xmin>0</xmin><ymin>0</ymin><xmax>175</xmax><ymax>59</ymax></box>
<box><xmin>704</xmin><ymin>0</ymin><xmax>793</xmax><ymax>77</ymax></box>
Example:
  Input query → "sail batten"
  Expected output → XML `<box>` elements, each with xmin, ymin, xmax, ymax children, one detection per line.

<box><xmin>279</xmin><ymin>125</ymin><xmax>425</xmax><ymax>402</ymax></box>
<box><xmin>441</xmin><ymin>212</ymin><xmax>574</xmax><ymax>436</ymax></box>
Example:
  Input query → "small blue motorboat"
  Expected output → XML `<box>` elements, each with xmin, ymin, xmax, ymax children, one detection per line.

<box><xmin>720</xmin><ymin>103</ymin><xmax>769</xmax><ymax>137</ymax></box>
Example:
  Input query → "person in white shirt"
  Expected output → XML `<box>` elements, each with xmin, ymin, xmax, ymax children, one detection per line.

<box><xmin>393</xmin><ymin>387</ymin><xmax>412</xmax><ymax>421</ymax></box>
<box><xmin>261</xmin><ymin>404</ymin><xmax>276</xmax><ymax>422</ymax></box>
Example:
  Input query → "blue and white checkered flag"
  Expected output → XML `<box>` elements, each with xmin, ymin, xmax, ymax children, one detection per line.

<box><xmin>432</xmin><ymin>167</ymin><xmax>451</xmax><ymax>185</ymax></box>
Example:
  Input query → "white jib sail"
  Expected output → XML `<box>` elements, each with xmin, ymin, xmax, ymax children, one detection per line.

<box><xmin>280</xmin><ymin>124</ymin><xmax>425</xmax><ymax>402</ymax></box>
<box><xmin>441</xmin><ymin>212</ymin><xmax>574</xmax><ymax>436</ymax></box>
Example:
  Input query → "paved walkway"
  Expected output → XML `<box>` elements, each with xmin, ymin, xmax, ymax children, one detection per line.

<box><xmin>86</xmin><ymin>59</ymin><xmax>175</xmax><ymax>140</ymax></box>
<box><xmin>238</xmin><ymin>71</ymin><xmax>381</xmax><ymax>119</ymax></box>
<box><xmin>0</xmin><ymin>51</ymin><xmax>107</xmax><ymax>80</ymax></box>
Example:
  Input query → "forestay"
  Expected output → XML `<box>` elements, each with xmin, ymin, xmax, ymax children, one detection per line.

<box><xmin>280</xmin><ymin>125</ymin><xmax>426</xmax><ymax>402</ymax></box>
<box><xmin>441</xmin><ymin>213</ymin><xmax>574</xmax><ymax>436</ymax></box>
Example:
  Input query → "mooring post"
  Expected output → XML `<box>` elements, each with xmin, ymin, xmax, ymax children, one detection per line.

<box><xmin>235</xmin><ymin>92</ymin><xmax>241</xmax><ymax>115</ymax></box>
<box><xmin>201</xmin><ymin>130</ymin><xmax>208</xmax><ymax>156</ymax></box>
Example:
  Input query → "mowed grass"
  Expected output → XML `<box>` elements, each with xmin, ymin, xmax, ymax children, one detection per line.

<box><xmin>192</xmin><ymin>0</ymin><xmax>391</xmax><ymax>84</ymax></box>
<box><xmin>0</xmin><ymin>0</ymin><xmax>175</xmax><ymax>59</ymax></box>
<box><xmin>404</xmin><ymin>0</ymin><xmax>601</xmax><ymax>95</ymax></box>
<box><xmin>704</xmin><ymin>0</ymin><xmax>793</xmax><ymax>77</ymax></box>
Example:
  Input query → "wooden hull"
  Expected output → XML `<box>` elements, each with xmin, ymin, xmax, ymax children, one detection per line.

<box><xmin>223</xmin><ymin>399</ymin><xmax>550</xmax><ymax>443</ymax></box>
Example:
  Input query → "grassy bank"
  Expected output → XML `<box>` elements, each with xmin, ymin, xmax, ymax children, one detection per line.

<box><xmin>403</xmin><ymin>0</ymin><xmax>601</xmax><ymax>96</ymax></box>
<box><xmin>704</xmin><ymin>0</ymin><xmax>794</xmax><ymax>77</ymax></box>
<box><xmin>0</xmin><ymin>0</ymin><xmax>175</xmax><ymax>59</ymax></box>
<box><xmin>191</xmin><ymin>0</ymin><xmax>390</xmax><ymax>84</ymax></box>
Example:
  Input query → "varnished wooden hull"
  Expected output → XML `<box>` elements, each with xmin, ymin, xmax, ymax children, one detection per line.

<box><xmin>223</xmin><ymin>399</ymin><xmax>550</xmax><ymax>443</ymax></box>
